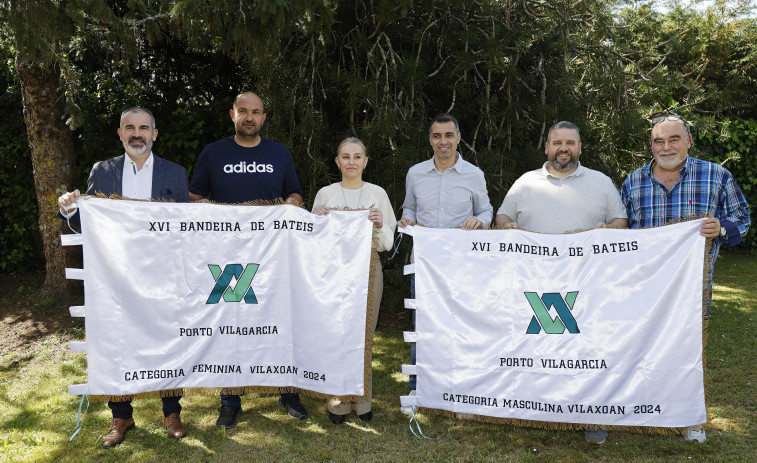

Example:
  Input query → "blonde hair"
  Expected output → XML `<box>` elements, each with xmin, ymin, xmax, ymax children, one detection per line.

<box><xmin>336</xmin><ymin>137</ymin><xmax>368</xmax><ymax>157</ymax></box>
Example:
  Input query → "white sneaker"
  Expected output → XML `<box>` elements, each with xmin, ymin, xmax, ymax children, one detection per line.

<box><xmin>684</xmin><ymin>426</ymin><xmax>706</xmax><ymax>442</ymax></box>
<box><xmin>400</xmin><ymin>390</ymin><xmax>416</xmax><ymax>416</ymax></box>
<box><xmin>584</xmin><ymin>428</ymin><xmax>608</xmax><ymax>444</ymax></box>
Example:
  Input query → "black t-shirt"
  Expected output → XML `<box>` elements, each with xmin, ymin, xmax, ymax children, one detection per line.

<box><xmin>190</xmin><ymin>137</ymin><xmax>303</xmax><ymax>203</ymax></box>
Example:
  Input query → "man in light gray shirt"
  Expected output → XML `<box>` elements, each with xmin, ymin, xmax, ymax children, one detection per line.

<box><xmin>399</xmin><ymin>114</ymin><xmax>493</xmax><ymax>230</ymax></box>
<box><xmin>495</xmin><ymin>121</ymin><xmax>626</xmax><ymax>232</ymax></box>
<box><xmin>398</xmin><ymin>114</ymin><xmax>492</xmax><ymax>412</ymax></box>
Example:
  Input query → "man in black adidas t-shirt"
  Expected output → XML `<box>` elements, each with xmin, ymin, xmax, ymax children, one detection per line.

<box><xmin>190</xmin><ymin>92</ymin><xmax>307</xmax><ymax>428</ymax></box>
<box><xmin>190</xmin><ymin>92</ymin><xmax>303</xmax><ymax>204</ymax></box>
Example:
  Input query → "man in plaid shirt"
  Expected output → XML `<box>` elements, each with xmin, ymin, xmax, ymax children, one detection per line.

<box><xmin>620</xmin><ymin>114</ymin><xmax>750</xmax><ymax>443</ymax></box>
<box><xmin>622</xmin><ymin>116</ymin><xmax>750</xmax><ymax>246</ymax></box>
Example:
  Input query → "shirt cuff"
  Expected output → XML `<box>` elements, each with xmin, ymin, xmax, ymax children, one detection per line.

<box><xmin>721</xmin><ymin>220</ymin><xmax>742</xmax><ymax>246</ymax></box>
<box><xmin>476</xmin><ymin>216</ymin><xmax>492</xmax><ymax>229</ymax></box>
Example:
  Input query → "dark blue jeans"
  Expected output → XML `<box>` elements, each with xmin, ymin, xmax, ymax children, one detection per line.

<box><xmin>221</xmin><ymin>392</ymin><xmax>299</xmax><ymax>408</ymax></box>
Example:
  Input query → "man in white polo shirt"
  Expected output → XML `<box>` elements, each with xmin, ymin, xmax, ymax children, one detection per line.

<box><xmin>495</xmin><ymin>121</ymin><xmax>627</xmax><ymax>232</ymax></box>
<box><xmin>494</xmin><ymin>120</ymin><xmax>626</xmax><ymax>444</ymax></box>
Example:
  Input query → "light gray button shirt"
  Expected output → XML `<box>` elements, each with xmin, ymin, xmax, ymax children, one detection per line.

<box><xmin>401</xmin><ymin>153</ymin><xmax>493</xmax><ymax>228</ymax></box>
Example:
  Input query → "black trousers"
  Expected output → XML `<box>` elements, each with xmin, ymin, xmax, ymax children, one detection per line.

<box><xmin>108</xmin><ymin>396</ymin><xmax>182</xmax><ymax>419</ymax></box>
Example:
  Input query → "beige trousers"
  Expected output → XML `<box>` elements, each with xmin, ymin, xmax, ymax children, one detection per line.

<box><xmin>327</xmin><ymin>257</ymin><xmax>382</xmax><ymax>416</ymax></box>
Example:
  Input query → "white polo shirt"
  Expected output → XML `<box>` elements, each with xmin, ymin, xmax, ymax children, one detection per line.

<box><xmin>497</xmin><ymin>162</ymin><xmax>626</xmax><ymax>233</ymax></box>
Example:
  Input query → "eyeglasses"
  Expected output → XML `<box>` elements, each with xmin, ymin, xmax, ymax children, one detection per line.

<box><xmin>651</xmin><ymin>114</ymin><xmax>686</xmax><ymax>124</ymax></box>
<box><xmin>651</xmin><ymin>114</ymin><xmax>690</xmax><ymax>136</ymax></box>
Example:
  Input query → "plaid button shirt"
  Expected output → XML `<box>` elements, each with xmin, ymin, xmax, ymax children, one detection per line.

<box><xmin>621</xmin><ymin>156</ymin><xmax>750</xmax><ymax>248</ymax></box>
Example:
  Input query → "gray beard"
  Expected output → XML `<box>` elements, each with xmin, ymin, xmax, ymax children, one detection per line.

<box><xmin>656</xmin><ymin>153</ymin><xmax>686</xmax><ymax>170</ymax></box>
<box><xmin>124</xmin><ymin>141</ymin><xmax>151</xmax><ymax>158</ymax></box>
<box><xmin>550</xmin><ymin>158</ymin><xmax>577</xmax><ymax>172</ymax></box>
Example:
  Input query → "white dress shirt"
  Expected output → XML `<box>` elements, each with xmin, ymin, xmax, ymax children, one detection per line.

<box><xmin>122</xmin><ymin>153</ymin><xmax>154</xmax><ymax>200</ymax></box>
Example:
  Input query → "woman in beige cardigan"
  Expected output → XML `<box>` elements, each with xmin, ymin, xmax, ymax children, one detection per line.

<box><xmin>312</xmin><ymin>137</ymin><xmax>396</xmax><ymax>424</ymax></box>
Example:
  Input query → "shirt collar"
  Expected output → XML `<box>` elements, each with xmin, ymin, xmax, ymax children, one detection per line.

<box><xmin>125</xmin><ymin>152</ymin><xmax>154</xmax><ymax>170</ymax></box>
<box><xmin>542</xmin><ymin>161</ymin><xmax>583</xmax><ymax>179</ymax></box>
<box><xmin>424</xmin><ymin>152</ymin><xmax>464</xmax><ymax>174</ymax></box>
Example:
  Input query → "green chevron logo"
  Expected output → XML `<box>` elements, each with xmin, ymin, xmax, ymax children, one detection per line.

<box><xmin>525</xmin><ymin>292</ymin><xmax>580</xmax><ymax>334</ymax></box>
<box><xmin>207</xmin><ymin>263</ymin><xmax>259</xmax><ymax>304</ymax></box>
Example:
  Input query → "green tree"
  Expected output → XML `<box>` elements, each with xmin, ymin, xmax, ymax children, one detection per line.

<box><xmin>0</xmin><ymin>0</ymin><xmax>153</xmax><ymax>294</ymax></box>
<box><xmin>1</xmin><ymin>0</ymin><xmax>754</xmax><ymax>296</ymax></box>
<box><xmin>0</xmin><ymin>36</ymin><xmax>40</xmax><ymax>272</ymax></box>
<box><xmin>2</xmin><ymin>0</ymin><xmax>80</xmax><ymax>296</ymax></box>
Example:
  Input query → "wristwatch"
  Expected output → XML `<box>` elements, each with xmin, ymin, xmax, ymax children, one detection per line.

<box><xmin>718</xmin><ymin>226</ymin><xmax>727</xmax><ymax>238</ymax></box>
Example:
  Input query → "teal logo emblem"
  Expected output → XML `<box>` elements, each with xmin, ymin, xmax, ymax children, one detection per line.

<box><xmin>207</xmin><ymin>264</ymin><xmax>259</xmax><ymax>304</ymax></box>
<box><xmin>525</xmin><ymin>292</ymin><xmax>580</xmax><ymax>334</ymax></box>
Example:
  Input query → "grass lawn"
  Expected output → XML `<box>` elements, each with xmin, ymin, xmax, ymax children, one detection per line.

<box><xmin>0</xmin><ymin>253</ymin><xmax>754</xmax><ymax>462</ymax></box>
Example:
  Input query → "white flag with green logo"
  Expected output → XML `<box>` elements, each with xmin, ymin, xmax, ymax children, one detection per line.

<box><xmin>401</xmin><ymin>220</ymin><xmax>707</xmax><ymax>430</ymax></box>
<box><xmin>72</xmin><ymin>198</ymin><xmax>373</xmax><ymax>399</ymax></box>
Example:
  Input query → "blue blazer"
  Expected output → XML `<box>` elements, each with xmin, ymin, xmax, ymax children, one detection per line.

<box><xmin>62</xmin><ymin>154</ymin><xmax>189</xmax><ymax>228</ymax></box>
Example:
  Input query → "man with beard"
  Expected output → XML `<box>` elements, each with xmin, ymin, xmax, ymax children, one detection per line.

<box><xmin>493</xmin><ymin>121</ymin><xmax>625</xmax><ymax>444</ymax></box>
<box><xmin>189</xmin><ymin>91</ymin><xmax>303</xmax><ymax>205</ymax></box>
<box><xmin>494</xmin><ymin>121</ymin><xmax>627</xmax><ymax>232</ymax></box>
<box><xmin>621</xmin><ymin>115</ymin><xmax>750</xmax><ymax>443</ymax></box>
<box><xmin>622</xmin><ymin>115</ymin><xmax>750</xmax><ymax>250</ymax></box>
<box><xmin>188</xmin><ymin>91</ymin><xmax>306</xmax><ymax>429</ymax></box>
<box><xmin>57</xmin><ymin>107</ymin><xmax>189</xmax><ymax>448</ymax></box>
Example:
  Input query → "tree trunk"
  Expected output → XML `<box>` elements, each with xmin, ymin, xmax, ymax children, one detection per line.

<box><xmin>15</xmin><ymin>56</ymin><xmax>76</xmax><ymax>298</ymax></box>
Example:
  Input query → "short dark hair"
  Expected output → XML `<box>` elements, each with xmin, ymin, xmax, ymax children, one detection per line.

<box><xmin>547</xmin><ymin>121</ymin><xmax>580</xmax><ymax>143</ymax></box>
<box><xmin>120</xmin><ymin>107</ymin><xmax>156</xmax><ymax>130</ymax></box>
<box><xmin>429</xmin><ymin>113</ymin><xmax>460</xmax><ymax>135</ymax></box>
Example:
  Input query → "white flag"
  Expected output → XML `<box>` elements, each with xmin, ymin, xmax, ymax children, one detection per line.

<box><xmin>77</xmin><ymin>198</ymin><xmax>373</xmax><ymax>398</ymax></box>
<box><xmin>405</xmin><ymin>220</ymin><xmax>707</xmax><ymax>428</ymax></box>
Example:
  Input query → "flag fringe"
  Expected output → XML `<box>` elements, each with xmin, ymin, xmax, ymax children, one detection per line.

<box><xmin>418</xmin><ymin>408</ymin><xmax>707</xmax><ymax>434</ymax></box>
<box><xmin>490</xmin><ymin>212</ymin><xmax>711</xmax><ymax>233</ymax></box>
<box><xmin>87</xmin><ymin>385</ymin><xmax>367</xmax><ymax>403</ymax></box>
<box><xmin>93</xmin><ymin>192</ymin><xmax>300</xmax><ymax>208</ymax></box>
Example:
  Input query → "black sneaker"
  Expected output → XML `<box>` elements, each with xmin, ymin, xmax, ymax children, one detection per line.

<box><xmin>329</xmin><ymin>412</ymin><xmax>346</xmax><ymax>424</ymax></box>
<box><xmin>278</xmin><ymin>393</ymin><xmax>308</xmax><ymax>420</ymax></box>
<box><xmin>358</xmin><ymin>411</ymin><xmax>373</xmax><ymax>422</ymax></box>
<box><xmin>216</xmin><ymin>405</ymin><xmax>241</xmax><ymax>429</ymax></box>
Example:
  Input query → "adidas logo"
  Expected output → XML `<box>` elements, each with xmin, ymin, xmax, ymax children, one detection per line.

<box><xmin>223</xmin><ymin>162</ymin><xmax>274</xmax><ymax>173</ymax></box>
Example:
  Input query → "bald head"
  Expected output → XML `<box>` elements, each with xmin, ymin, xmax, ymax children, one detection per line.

<box><xmin>233</xmin><ymin>92</ymin><xmax>265</xmax><ymax>112</ymax></box>
<box><xmin>230</xmin><ymin>92</ymin><xmax>267</xmax><ymax>146</ymax></box>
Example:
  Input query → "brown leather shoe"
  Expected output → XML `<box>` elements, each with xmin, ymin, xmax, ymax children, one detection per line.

<box><xmin>163</xmin><ymin>412</ymin><xmax>187</xmax><ymax>439</ymax></box>
<box><xmin>102</xmin><ymin>417</ymin><xmax>135</xmax><ymax>448</ymax></box>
